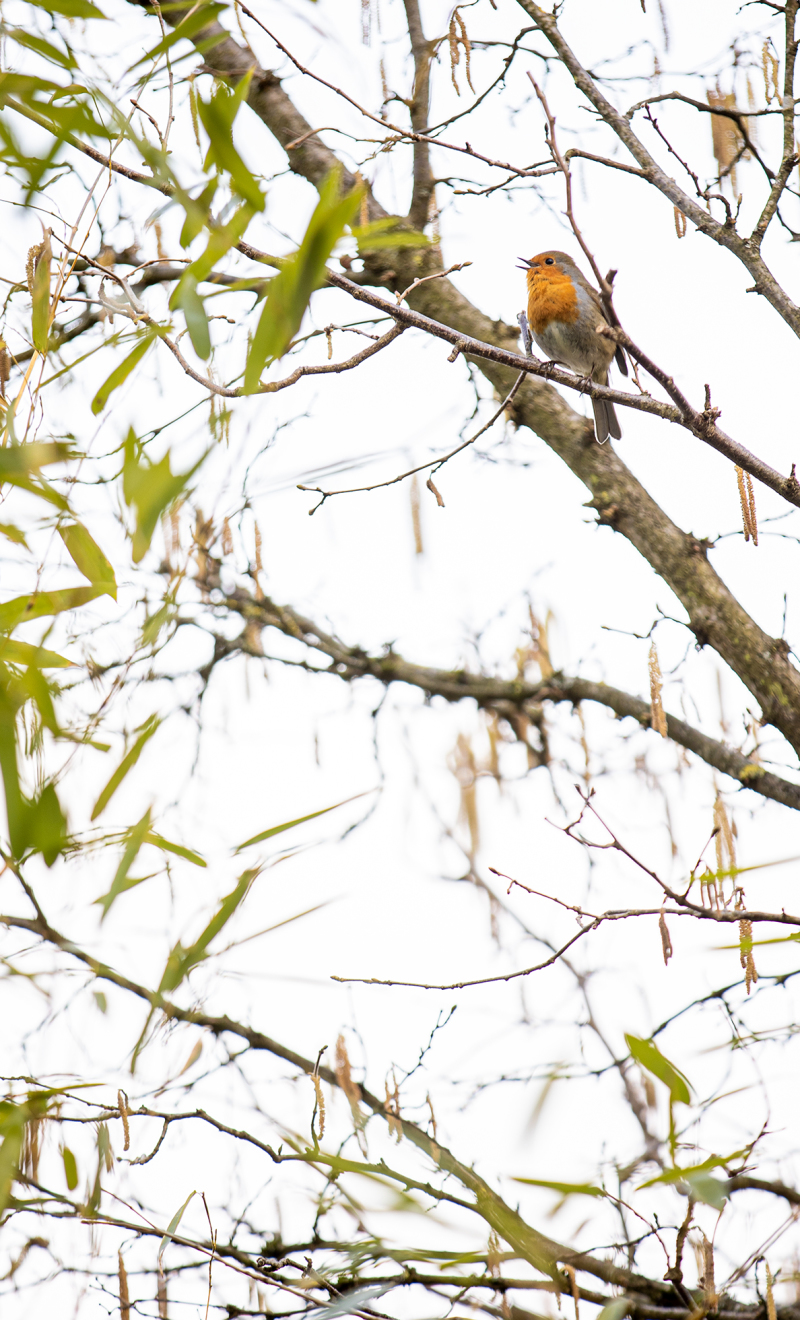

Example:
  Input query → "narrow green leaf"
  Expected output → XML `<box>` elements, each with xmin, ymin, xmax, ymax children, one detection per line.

<box><xmin>91</xmin><ymin>333</ymin><xmax>154</xmax><ymax>415</ymax></box>
<box><xmin>172</xmin><ymin>276</ymin><xmax>210</xmax><ymax>359</ymax></box>
<box><xmin>31</xmin><ymin>238</ymin><xmax>51</xmax><ymax>354</ymax></box>
<box><xmin>134</xmin><ymin>3</ymin><xmax>225</xmax><ymax>66</ymax></box>
<box><xmin>0</xmin><ymin>524</ymin><xmax>28</xmax><ymax>547</ymax></box>
<box><xmin>158</xmin><ymin>1189</ymin><xmax>196</xmax><ymax>1267</ymax></box>
<box><xmin>0</xmin><ymin>585</ymin><xmax>108</xmax><ymax>632</ymax></box>
<box><xmin>625</xmin><ymin>1034</ymin><xmax>691</xmax><ymax>1105</ymax></box>
<box><xmin>351</xmin><ymin>218</ymin><xmax>431</xmax><ymax>253</ymax></box>
<box><xmin>91</xmin><ymin>716</ymin><xmax>159</xmax><ymax>820</ymax></box>
<box><xmin>22</xmin><ymin>665</ymin><xmax>60</xmax><ymax>734</ymax></box>
<box><xmin>8</xmin><ymin>31</ymin><xmax>78</xmax><ymax>72</ymax></box>
<box><xmin>31</xmin><ymin>0</ymin><xmax>106</xmax><ymax>17</ymax></box>
<box><xmin>157</xmin><ymin>868</ymin><xmax>257</xmax><ymax>994</ymax></box>
<box><xmin>59</xmin><ymin>522</ymin><xmax>116</xmax><ymax>599</ymax></box>
<box><xmin>234</xmin><ymin>789</ymin><xmax>373</xmax><ymax>852</ymax></box>
<box><xmin>178</xmin><ymin>176</ymin><xmax>218</xmax><ymax>249</ymax></box>
<box><xmin>146</xmin><ymin>831</ymin><xmax>206</xmax><ymax>867</ymax></box>
<box><xmin>0</xmin><ymin>1106</ymin><xmax>25</xmax><ymax>1214</ymax></box>
<box><xmin>513</xmin><ymin>1177</ymin><xmax>605</xmax><ymax>1198</ymax></box>
<box><xmin>26</xmin><ymin>782</ymin><xmax>68</xmax><ymax>866</ymax></box>
<box><xmin>95</xmin><ymin>809</ymin><xmax>152</xmax><ymax>920</ymax></box>
<box><xmin>122</xmin><ymin>431</ymin><xmax>205</xmax><ymax>563</ymax></box>
<box><xmin>197</xmin><ymin>73</ymin><xmax>263</xmax><ymax>210</ymax></box>
<box><xmin>0</xmin><ymin>442</ymin><xmax>71</xmax><ymax>482</ymax></box>
<box><xmin>0</xmin><ymin>640</ymin><xmax>72</xmax><ymax>668</ymax></box>
<box><xmin>62</xmin><ymin>1145</ymin><xmax>78</xmax><ymax>1190</ymax></box>
<box><xmin>244</xmin><ymin>167</ymin><xmax>363</xmax><ymax>391</ymax></box>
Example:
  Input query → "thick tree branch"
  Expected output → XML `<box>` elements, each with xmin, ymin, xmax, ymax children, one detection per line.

<box><xmin>402</xmin><ymin>0</ymin><xmax>436</xmax><ymax>228</ymax></box>
<box><xmin>205</xmin><ymin>590</ymin><xmax>800</xmax><ymax>811</ymax></box>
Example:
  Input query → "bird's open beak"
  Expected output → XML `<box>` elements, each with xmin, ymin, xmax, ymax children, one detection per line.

<box><xmin>517</xmin><ymin>257</ymin><xmax>533</xmax><ymax>270</ymax></box>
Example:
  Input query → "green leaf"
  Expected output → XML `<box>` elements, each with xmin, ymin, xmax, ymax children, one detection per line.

<box><xmin>244</xmin><ymin>166</ymin><xmax>363</xmax><ymax>392</ymax></box>
<box><xmin>0</xmin><ymin>442</ymin><xmax>71</xmax><ymax>484</ymax></box>
<box><xmin>26</xmin><ymin>782</ymin><xmax>68</xmax><ymax>866</ymax></box>
<box><xmin>0</xmin><ymin>640</ymin><xmax>72</xmax><ymax>668</ymax></box>
<box><xmin>146</xmin><ymin>831</ymin><xmax>206</xmax><ymax>867</ymax></box>
<box><xmin>31</xmin><ymin>237</ymin><xmax>51</xmax><ymax>354</ymax></box>
<box><xmin>170</xmin><ymin>203</ymin><xmax>254</xmax><ymax>359</ymax></box>
<box><xmin>0</xmin><ymin>585</ymin><xmax>109</xmax><ymax>632</ymax></box>
<box><xmin>22</xmin><ymin>664</ymin><xmax>60</xmax><ymax>734</ymax></box>
<box><xmin>91</xmin><ymin>333</ymin><xmax>155</xmax><ymax>415</ymax></box>
<box><xmin>197</xmin><ymin>73</ymin><xmax>263</xmax><ymax>210</ymax></box>
<box><xmin>141</xmin><ymin>602</ymin><xmax>176</xmax><ymax>650</ymax></box>
<box><xmin>158</xmin><ymin>1190</ymin><xmax>196</xmax><ymax>1268</ymax></box>
<box><xmin>134</xmin><ymin>3</ymin><xmax>225</xmax><ymax>66</ymax></box>
<box><xmin>625</xmin><ymin>1034</ymin><xmax>691</xmax><ymax>1105</ymax></box>
<box><xmin>351</xmin><ymin>217</ymin><xmax>431</xmax><ymax>252</ymax></box>
<box><xmin>0</xmin><ymin>1102</ymin><xmax>26</xmax><ymax>1214</ymax></box>
<box><xmin>640</xmin><ymin>1150</ymin><xmax>745</xmax><ymax>1209</ymax></box>
<box><xmin>178</xmin><ymin>176</ymin><xmax>218</xmax><ymax>249</ymax></box>
<box><xmin>171</xmin><ymin>276</ymin><xmax>210</xmax><ymax>359</ymax></box>
<box><xmin>59</xmin><ymin>522</ymin><xmax>116</xmax><ymax>600</ymax></box>
<box><xmin>62</xmin><ymin>1145</ymin><xmax>78</xmax><ymax>1190</ymax></box>
<box><xmin>95</xmin><ymin>809</ymin><xmax>152</xmax><ymax>919</ymax></box>
<box><xmin>0</xmin><ymin>524</ymin><xmax>28</xmax><ymax>547</ymax></box>
<box><xmin>157</xmin><ymin>868</ymin><xmax>258</xmax><ymax>995</ymax></box>
<box><xmin>122</xmin><ymin>431</ymin><xmax>205</xmax><ymax>563</ymax></box>
<box><xmin>513</xmin><ymin>1177</ymin><xmax>605</xmax><ymax>1198</ymax></box>
<box><xmin>234</xmin><ymin>790</ymin><xmax>373</xmax><ymax>852</ymax></box>
<box><xmin>31</xmin><ymin>0</ymin><xmax>106</xmax><ymax>17</ymax></box>
<box><xmin>91</xmin><ymin>716</ymin><xmax>159</xmax><ymax>821</ymax></box>
<box><xmin>7</xmin><ymin>31</ymin><xmax>77</xmax><ymax>72</ymax></box>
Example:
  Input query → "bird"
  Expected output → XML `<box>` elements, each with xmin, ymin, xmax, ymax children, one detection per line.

<box><xmin>519</xmin><ymin>250</ymin><xmax>625</xmax><ymax>444</ymax></box>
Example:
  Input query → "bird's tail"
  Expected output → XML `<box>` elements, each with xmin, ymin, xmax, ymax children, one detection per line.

<box><xmin>592</xmin><ymin>396</ymin><xmax>622</xmax><ymax>444</ymax></box>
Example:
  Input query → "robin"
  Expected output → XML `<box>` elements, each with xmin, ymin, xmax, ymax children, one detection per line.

<box><xmin>519</xmin><ymin>250</ymin><xmax>626</xmax><ymax>443</ymax></box>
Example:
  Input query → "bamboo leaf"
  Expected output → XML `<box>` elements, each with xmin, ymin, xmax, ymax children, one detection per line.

<box><xmin>59</xmin><ymin>522</ymin><xmax>116</xmax><ymax>599</ymax></box>
<box><xmin>134</xmin><ymin>4</ymin><xmax>225</xmax><ymax>66</ymax></box>
<box><xmin>31</xmin><ymin>235</ymin><xmax>51</xmax><ymax>354</ymax></box>
<box><xmin>91</xmin><ymin>333</ymin><xmax>155</xmax><ymax>415</ymax></box>
<box><xmin>234</xmin><ymin>790</ymin><xmax>372</xmax><ymax>852</ymax></box>
<box><xmin>31</xmin><ymin>0</ymin><xmax>106</xmax><ymax>17</ymax></box>
<box><xmin>95</xmin><ymin>809</ymin><xmax>152</xmax><ymax>920</ymax></box>
<box><xmin>625</xmin><ymin>1034</ymin><xmax>691</xmax><ymax>1105</ymax></box>
<box><xmin>197</xmin><ymin>73</ymin><xmax>263</xmax><ymax>211</ymax></box>
<box><xmin>61</xmin><ymin>1145</ymin><xmax>78</xmax><ymax>1190</ymax></box>
<box><xmin>158</xmin><ymin>1190</ymin><xmax>196</xmax><ymax>1267</ymax></box>
<box><xmin>157</xmin><ymin>868</ymin><xmax>258</xmax><ymax>994</ymax></box>
<box><xmin>513</xmin><ymin>1177</ymin><xmax>605</xmax><ymax>1198</ymax></box>
<box><xmin>0</xmin><ymin>442</ymin><xmax>71</xmax><ymax>483</ymax></box>
<box><xmin>243</xmin><ymin>167</ymin><xmax>363</xmax><ymax>392</ymax></box>
<box><xmin>0</xmin><ymin>585</ymin><xmax>109</xmax><ymax>632</ymax></box>
<box><xmin>0</xmin><ymin>640</ymin><xmax>72</xmax><ymax>668</ymax></box>
<box><xmin>91</xmin><ymin>716</ymin><xmax>159</xmax><ymax>821</ymax></box>
<box><xmin>145</xmin><ymin>831</ymin><xmax>206</xmax><ymax>867</ymax></box>
<box><xmin>122</xmin><ymin>431</ymin><xmax>205</xmax><ymax>563</ymax></box>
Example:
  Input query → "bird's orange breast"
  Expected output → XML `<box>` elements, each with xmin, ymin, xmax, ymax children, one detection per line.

<box><xmin>526</xmin><ymin>267</ymin><xmax>580</xmax><ymax>335</ymax></box>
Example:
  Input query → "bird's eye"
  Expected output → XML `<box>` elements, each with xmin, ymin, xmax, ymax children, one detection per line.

<box><xmin>545</xmin><ymin>257</ymin><xmax>554</xmax><ymax>265</ymax></box>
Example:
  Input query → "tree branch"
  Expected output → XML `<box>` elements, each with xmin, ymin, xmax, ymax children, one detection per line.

<box><xmin>205</xmin><ymin>590</ymin><xmax>800</xmax><ymax>811</ymax></box>
<box><xmin>515</xmin><ymin>1</ymin><xmax>800</xmax><ymax>338</ymax></box>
